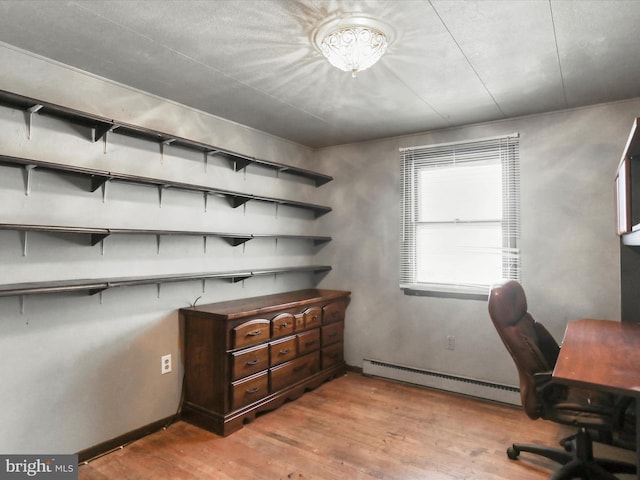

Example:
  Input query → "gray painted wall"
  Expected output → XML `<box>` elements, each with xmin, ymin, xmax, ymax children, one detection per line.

<box><xmin>0</xmin><ymin>43</ymin><xmax>638</xmax><ymax>455</ymax></box>
<box><xmin>0</xmin><ymin>45</ymin><xmax>322</xmax><ymax>454</ymax></box>
<box><xmin>315</xmin><ymin>99</ymin><xmax>639</xmax><ymax>391</ymax></box>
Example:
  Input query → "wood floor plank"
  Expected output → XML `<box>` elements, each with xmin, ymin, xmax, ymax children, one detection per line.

<box><xmin>78</xmin><ymin>373</ymin><xmax>635</xmax><ymax>479</ymax></box>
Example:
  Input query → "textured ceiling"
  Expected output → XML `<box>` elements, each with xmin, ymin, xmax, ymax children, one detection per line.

<box><xmin>0</xmin><ymin>0</ymin><xmax>639</xmax><ymax>148</ymax></box>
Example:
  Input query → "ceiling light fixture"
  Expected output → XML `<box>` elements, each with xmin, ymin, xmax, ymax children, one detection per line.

<box><xmin>313</xmin><ymin>14</ymin><xmax>392</xmax><ymax>78</ymax></box>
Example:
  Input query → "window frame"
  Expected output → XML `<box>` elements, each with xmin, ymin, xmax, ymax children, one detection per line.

<box><xmin>400</xmin><ymin>134</ymin><xmax>520</xmax><ymax>298</ymax></box>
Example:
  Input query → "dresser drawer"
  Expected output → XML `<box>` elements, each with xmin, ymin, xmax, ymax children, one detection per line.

<box><xmin>231</xmin><ymin>371</ymin><xmax>268</xmax><ymax>410</ymax></box>
<box><xmin>321</xmin><ymin>321</ymin><xmax>343</xmax><ymax>346</ymax></box>
<box><xmin>230</xmin><ymin>344</ymin><xmax>268</xmax><ymax>381</ymax></box>
<box><xmin>323</xmin><ymin>301</ymin><xmax>346</xmax><ymax>324</ymax></box>
<box><xmin>297</xmin><ymin>329</ymin><xmax>320</xmax><ymax>356</ymax></box>
<box><xmin>270</xmin><ymin>351</ymin><xmax>320</xmax><ymax>392</ymax></box>
<box><xmin>270</xmin><ymin>336</ymin><xmax>297</xmax><ymax>366</ymax></box>
<box><xmin>232</xmin><ymin>319</ymin><xmax>270</xmax><ymax>349</ymax></box>
<box><xmin>293</xmin><ymin>312</ymin><xmax>305</xmax><ymax>331</ymax></box>
<box><xmin>321</xmin><ymin>343</ymin><xmax>344</xmax><ymax>370</ymax></box>
<box><xmin>271</xmin><ymin>312</ymin><xmax>295</xmax><ymax>338</ymax></box>
<box><xmin>303</xmin><ymin>306</ymin><xmax>322</xmax><ymax>329</ymax></box>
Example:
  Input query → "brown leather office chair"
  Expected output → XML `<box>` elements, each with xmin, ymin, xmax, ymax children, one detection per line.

<box><xmin>488</xmin><ymin>280</ymin><xmax>636</xmax><ymax>480</ymax></box>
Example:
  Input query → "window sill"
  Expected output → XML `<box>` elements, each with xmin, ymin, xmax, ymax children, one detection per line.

<box><xmin>401</xmin><ymin>284</ymin><xmax>489</xmax><ymax>301</ymax></box>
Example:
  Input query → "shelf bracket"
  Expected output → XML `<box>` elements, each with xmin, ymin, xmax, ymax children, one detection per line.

<box><xmin>160</xmin><ymin>139</ymin><xmax>175</xmax><ymax>164</ymax></box>
<box><xmin>90</xmin><ymin>233</ymin><xmax>109</xmax><ymax>247</ymax></box>
<box><xmin>203</xmin><ymin>192</ymin><xmax>208</xmax><ymax>212</ymax></box>
<box><xmin>90</xmin><ymin>175</ymin><xmax>110</xmax><ymax>193</ymax></box>
<box><xmin>203</xmin><ymin>236</ymin><xmax>207</xmax><ymax>254</ymax></box>
<box><xmin>94</xmin><ymin>122</ymin><xmax>115</xmax><ymax>143</ymax></box>
<box><xmin>21</xmin><ymin>231</ymin><xmax>28</xmax><ymax>257</ymax></box>
<box><xmin>226</xmin><ymin>195</ymin><xmax>250</xmax><ymax>209</ymax></box>
<box><xmin>102</xmin><ymin>181</ymin><xmax>109</xmax><ymax>203</ymax></box>
<box><xmin>222</xmin><ymin>236</ymin><xmax>251</xmax><ymax>247</ymax></box>
<box><xmin>25</xmin><ymin>104</ymin><xmax>43</xmax><ymax>140</ymax></box>
<box><xmin>157</xmin><ymin>283</ymin><xmax>162</xmax><ymax>299</ymax></box>
<box><xmin>201</xmin><ymin>279</ymin><xmax>206</xmax><ymax>293</ymax></box>
<box><xmin>158</xmin><ymin>185</ymin><xmax>168</xmax><ymax>208</ymax></box>
<box><xmin>233</xmin><ymin>157</ymin><xmax>252</xmax><ymax>172</ymax></box>
<box><xmin>156</xmin><ymin>234</ymin><xmax>161</xmax><ymax>254</ymax></box>
<box><xmin>23</xmin><ymin>164</ymin><xmax>37</xmax><ymax>196</ymax></box>
<box><xmin>101</xmin><ymin>126</ymin><xmax>119</xmax><ymax>154</ymax></box>
<box><xmin>88</xmin><ymin>287</ymin><xmax>108</xmax><ymax>296</ymax></box>
<box><xmin>204</xmin><ymin>150</ymin><xmax>219</xmax><ymax>172</ymax></box>
<box><xmin>20</xmin><ymin>295</ymin><xmax>26</xmax><ymax>315</ymax></box>
<box><xmin>230</xmin><ymin>275</ymin><xmax>250</xmax><ymax>283</ymax></box>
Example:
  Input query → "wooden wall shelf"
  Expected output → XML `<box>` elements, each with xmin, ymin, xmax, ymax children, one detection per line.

<box><xmin>0</xmin><ymin>266</ymin><xmax>332</xmax><ymax>298</ymax></box>
<box><xmin>0</xmin><ymin>155</ymin><xmax>332</xmax><ymax>217</ymax></box>
<box><xmin>0</xmin><ymin>89</ymin><xmax>333</xmax><ymax>187</ymax></box>
<box><xmin>0</xmin><ymin>223</ymin><xmax>331</xmax><ymax>251</ymax></box>
<box><xmin>0</xmin><ymin>89</ymin><xmax>335</xmax><ymax>305</ymax></box>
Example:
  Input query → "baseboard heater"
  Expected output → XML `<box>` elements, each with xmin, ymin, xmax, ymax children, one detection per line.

<box><xmin>362</xmin><ymin>358</ymin><xmax>521</xmax><ymax>406</ymax></box>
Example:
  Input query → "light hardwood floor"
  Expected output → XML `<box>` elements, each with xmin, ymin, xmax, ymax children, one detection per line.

<box><xmin>78</xmin><ymin>373</ymin><xmax>635</xmax><ymax>479</ymax></box>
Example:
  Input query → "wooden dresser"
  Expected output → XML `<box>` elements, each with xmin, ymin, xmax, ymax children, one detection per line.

<box><xmin>179</xmin><ymin>288</ymin><xmax>351</xmax><ymax>436</ymax></box>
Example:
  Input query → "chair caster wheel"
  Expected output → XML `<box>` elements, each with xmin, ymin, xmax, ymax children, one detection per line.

<box><xmin>507</xmin><ymin>446</ymin><xmax>520</xmax><ymax>460</ymax></box>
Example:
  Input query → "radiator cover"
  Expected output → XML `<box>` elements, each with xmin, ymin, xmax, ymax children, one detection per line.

<box><xmin>362</xmin><ymin>358</ymin><xmax>521</xmax><ymax>406</ymax></box>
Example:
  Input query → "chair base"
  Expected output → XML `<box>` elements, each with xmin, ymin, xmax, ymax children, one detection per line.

<box><xmin>508</xmin><ymin>428</ymin><xmax>636</xmax><ymax>480</ymax></box>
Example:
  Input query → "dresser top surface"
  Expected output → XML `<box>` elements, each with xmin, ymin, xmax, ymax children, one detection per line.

<box><xmin>180</xmin><ymin>288</ymin><xmax>350</xmax><ymax>320</ymax></box>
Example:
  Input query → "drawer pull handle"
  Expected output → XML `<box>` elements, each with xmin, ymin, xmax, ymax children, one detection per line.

<box><xmin>246</xmin><ymin>330</ymin><xmax>262</xmax><ymax>337</ymax></box>
<box><xmin>280</xmin><ymin>322</ymin><xmax>289</xmax><ymax>328</ymax></box>
<box><xmin>293</xmin><ymin>365</ymin><xmax>306</xmax><ymax>373</ymax></box>
<box><xmin>278</xmin><ymin>349</ymin><xmax>291</xmax><ymax>356</ymax></box>
<box><xmin>331</xmin><ymin>311</ymin><xmax>339</xmax><ymax>319</ymax></box>
<box><xmin>312</xmin><ymin>316</ymin><xmax>319</xmax><ymax>321</ymax></box>
<box><xmin>246</xmin><ymin>387</ymin><xmax>260</xmax><ymax>394</ymax></box>
<box><xmin>305</xmin><ymin>341</ymin><xmax>316</xmax><ymax>347</ymax></box>
<box><xmin>246</xmin><ymin>358</ymin><xmax>260</xmax><ymax>366</ymax></box>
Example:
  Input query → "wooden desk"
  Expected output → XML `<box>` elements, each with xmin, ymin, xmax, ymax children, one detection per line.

<box><xmin>553</xmin><ymin>318</ymin><xmax>640</xmax><ymax>478</ymax></box>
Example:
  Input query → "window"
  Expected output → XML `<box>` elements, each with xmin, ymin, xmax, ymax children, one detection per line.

<box><xmin>400</xmin><ymin>134</ymin><xmax>520</xmax><ymax>296</ymax></box>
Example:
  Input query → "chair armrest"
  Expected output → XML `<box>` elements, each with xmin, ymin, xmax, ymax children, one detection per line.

<box><xmin>553</xmin><ymin>401</ymin><xmax>614</xmax><ymax>416</ymax></box>
<box><xmin>533</xmin><ymin>371</ymin><xmax>553</xmax><ymax>387</ymax></box>
<box><xmin>535</xmin><ymin>372</ymin><xmax>568</xmax><ymax>404</ymax></box>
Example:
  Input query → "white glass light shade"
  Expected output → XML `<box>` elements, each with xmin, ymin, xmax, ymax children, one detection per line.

<box><xmin>320</xmin><ymin>26</ymin><xmax>387</xmax><ymax>78</ymax></box>
<box><xmin>313</xmin><ymin>14</ymin><xmax>392</xmax><ymax>78</ymax></box>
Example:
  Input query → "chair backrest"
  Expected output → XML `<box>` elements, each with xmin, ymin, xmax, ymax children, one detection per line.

<box><xmin>488</xmin><ymin>280</ymin><xmax>560</xmax><ymax>419</ymax></box>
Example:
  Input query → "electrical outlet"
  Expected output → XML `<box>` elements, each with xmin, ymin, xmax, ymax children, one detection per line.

<box><xmin>446</xmin><ymin>335</ymin><xmax>455</xmax><ymax>350</ymax></box>
<box><xmin>161</xmin><ymin>354</ymin><xmax>172</xmax><ymax>375</ymax></box>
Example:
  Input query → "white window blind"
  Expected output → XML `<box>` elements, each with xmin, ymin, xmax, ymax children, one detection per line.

<box><xmin>400</xmin><ymin>134</ymin><xmax>520</xmax><ymax>295</ymax></box>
